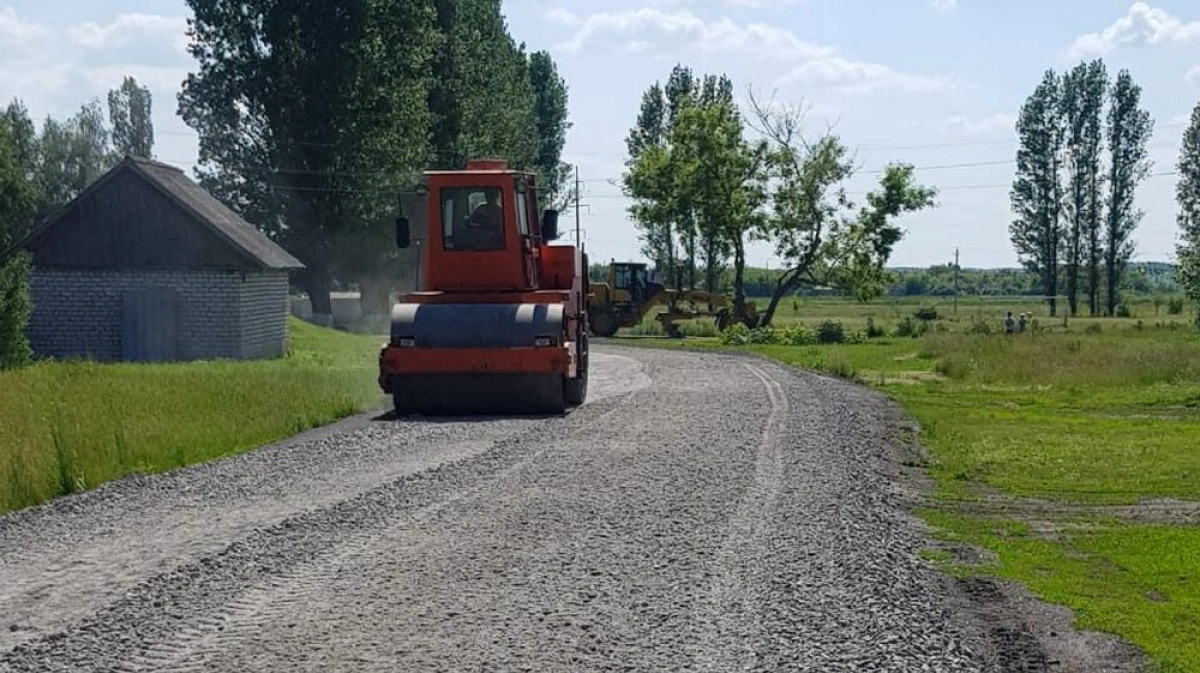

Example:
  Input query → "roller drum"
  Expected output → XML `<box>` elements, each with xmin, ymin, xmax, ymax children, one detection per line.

<box><xmin>390</xmin><ymin>302</ymin><xmax>564</xmax><ymax>348</ymax></box>
<box><xmin>387</xmin><ymin>302</ymin><xmax>569</xmax><ymax>416</ymax></box>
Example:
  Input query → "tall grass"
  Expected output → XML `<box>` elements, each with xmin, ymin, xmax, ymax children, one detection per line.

<box><xmin>919</xmin><ymin>327</ymin><xmax>1200</xmax><ymax>388</ymax></box>
<box><xmin>0</xmin><ymin>318</ymin><xmax>386</xmax><ymax>515</ymax></box>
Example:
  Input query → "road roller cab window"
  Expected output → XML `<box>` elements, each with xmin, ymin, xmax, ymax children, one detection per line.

<box><xmin>442</xmin><ymin>187</ymin><xmax>505</xmax><ymax>251</ymax></box>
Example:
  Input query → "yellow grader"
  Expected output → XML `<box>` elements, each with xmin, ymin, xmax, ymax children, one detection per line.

<box><xmin>587</xmin><ymin>261</ymin><xmax>759</xmax><ymax>338</ymax></box>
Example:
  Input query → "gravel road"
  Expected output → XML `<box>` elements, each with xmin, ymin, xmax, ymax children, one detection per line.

<box><xmin>0</xmin><ymin>345</ymin><xmax>1037</xmax><ymax>671</ymax></box>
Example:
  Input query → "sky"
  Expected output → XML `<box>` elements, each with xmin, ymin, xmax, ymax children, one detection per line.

<box><xmin>2</xmin><ymin>1</ymin><xmax>1200</xmax><ymax>270</ymax></box>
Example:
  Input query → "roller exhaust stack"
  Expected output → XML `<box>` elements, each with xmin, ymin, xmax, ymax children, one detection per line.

<box><xmin>378</xmin><ymin>159</ymin><xmax>589</xmax><ymax>416</ymax></box>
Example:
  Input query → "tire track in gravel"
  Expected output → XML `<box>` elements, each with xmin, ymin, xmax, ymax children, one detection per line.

<box><xmin>694</xmin><ymin>362</ymin><xmax>786</xmax><ymax>672</ymax></box>
<box><xmin>119</xmin><ymin>401</ymin><xmax>635</xmax><ymax>673</ymax></box>
<box><xmin>0</xmin><ymin>389</ymin><xmax>638</xmax><ymax>673</ymax></box>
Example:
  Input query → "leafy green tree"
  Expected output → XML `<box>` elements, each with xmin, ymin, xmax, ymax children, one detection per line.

<box><xmin>1175</xmin><ymin>101</ymin><xmax>1200</xmax><ymax>324</ymax></box>
<box><xmin>747</xmin><ymin>90</ymin><xmax>936</xmax><ymax>326</ymax></box>
<box><xmin>624</xmin><ymin>81</ymin><xmax>677</xmax><ymax>281</ymax></box>
<box><xmin>108</xmin><ymin>76</ymin><xmax>155</xmax><ymax>158</ymax></box>
<box><xmin>427</xmin><ymin>0</ymin><xmax>538</xmax><ymax>169</ymax></box>
<box><xmin>527</xmin><ymin>50</ymin><xmax>572</xmax><ymax>211</ymax></box>
<box><xmin>0</xmin><ymin>119</ymin><xmax>39</xmax><ymax>370</ymax></box>
<box><xmin>35</xmin><ymin>99</ymin><xmax>119</xmax><ymax>213</ymax></box>
<box><xmin>1011</xmin><ymin>69</ymin><xmax>1065</xmax><ymax>316</ymax></box>
<box><xmin>669</xmin><ymin>97</ymin><xmax>765</xmax><ymax>311</ymax></box>
<box><xmin>1061</xmin><ymin>60</ymin><xmax>1107</xmax><ymax>316</ymax></box>
<box><xmin>177</xmin><ymin>0</ymin><xmax>438</xmax><ymax>320</ymax></box>
<box><xmin>1104</xmin><ymin>68</ymin><xmax>1153</xmax><ymax>316</ymax></box>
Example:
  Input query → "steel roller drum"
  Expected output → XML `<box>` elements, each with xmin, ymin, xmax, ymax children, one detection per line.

<box><xmin>390</xmin><ymin>302</ymin><xmax>564</xmax><ymax>348</ymax></box>
<box><xmin>387</xmin><ymin>302</ymin><xmax>568</xmax><ymax>416</ymax></box>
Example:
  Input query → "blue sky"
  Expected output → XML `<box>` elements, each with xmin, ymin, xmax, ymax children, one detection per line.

<box><xmin>3</xmin><ymin>1</ymin><xmax>1200</xmax><ymax>269</ymax></box>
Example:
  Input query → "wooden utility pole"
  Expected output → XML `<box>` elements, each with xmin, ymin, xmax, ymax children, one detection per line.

<box><xmin>953</xmin><ymin>247</ymin><xmax>960</xmax><ymax>314</ymax></box>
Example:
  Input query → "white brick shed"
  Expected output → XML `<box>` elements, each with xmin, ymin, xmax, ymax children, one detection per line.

<box><xmin>0</xmin><ymin>156</ymin><xmax>304</xmax><ymax>362</ymax></box>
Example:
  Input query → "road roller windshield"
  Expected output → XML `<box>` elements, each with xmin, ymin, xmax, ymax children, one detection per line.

<box><xmin>442</xmin><ymin>186</ymin><xmax>505</xmax><ymax>251</ymax></box>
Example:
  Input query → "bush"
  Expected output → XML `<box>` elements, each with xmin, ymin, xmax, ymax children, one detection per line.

<box><xmin>893</xmin><ymin>316</ymin><xmax>929</xmax><ymax>338</ymax></box>
<box><xmin>816</xmin><ymin>319</ymin><xmax>846</xmax><ymax>344</ymax></box>
<box><xmin>0</xmin><ymin>255</ymin><xmax>32</xmax><ymax>371</ymax></box>
<box><xmin>1115</xmin><ymin>304</ymin><xmax>1132</xmax><ymax>318</ymax></box>
<box><xmin>865</xmin><ymin>316</ymin><xmax>886</xmax><ymax>338</ymax></box>
<box><xmin>1167</xmin><ymin>297</ymin><xmax>1185</xmax><ymax>315</ymax></box>
<box><xmin>914</xmin><ymin>306</ymin><xmax>939</xmax><ymax>321</ymax></box>
<box><xmin>748</xmin><ymin>326</ymin><xmax>779</xmax><ymax>344</ymax></box>
<box><xmin>965</xmin><ymin>316</ymin><xmax>992</xmax><ymax>335</ymax></box>
<box><xmin>719</xmin><ymin>323</ymin><xmax>752</xmax><ymax>345</ymax></box>
<box><xmin>780</xmin><ymin>325</ymin><xmax>817</xmax><ymax>346</ymax></box>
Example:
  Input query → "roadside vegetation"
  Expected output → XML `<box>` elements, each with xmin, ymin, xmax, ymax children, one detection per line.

<box><xmin>0</xmin><ymin>318</ymin><xmax>386</xmax><ymax>515</ymax></box>
<box><xmin>619</xmin><ymin>294</ymin><xmax>1200</xmax><ymax>671</ymax></box>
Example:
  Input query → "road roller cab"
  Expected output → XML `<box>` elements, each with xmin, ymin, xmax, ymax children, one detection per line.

<box><xmin>379</xmin><ymin>159</ymin><xmax>589</xmax><ymax>416</ymax></box>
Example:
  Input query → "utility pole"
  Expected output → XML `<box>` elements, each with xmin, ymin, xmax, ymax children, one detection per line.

<box><xmin>574</xmin><ymin>164</ymin><xmax>581</xmax><ymax>247</ymax></box>
<box><xmin>950</xmin><ymin>247</ymin><xmax>960</xmax><ymax>314</ymax></box>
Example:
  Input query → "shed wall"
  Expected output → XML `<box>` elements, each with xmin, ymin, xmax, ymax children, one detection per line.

<box><xmin>236</xmin><ymin>271</ymin><xmax>291</xmax><ymax>358</ymax></box>
<box><xmin>28</xmin><ymin>269</ymin><xmax>241</xmax><ymax>361</ymax></box>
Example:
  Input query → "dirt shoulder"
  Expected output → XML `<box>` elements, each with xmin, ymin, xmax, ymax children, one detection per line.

<box><xmin>873</xmin><ymin>395</ymin><xmax>1151</xmax><ymax>673</ymax></box>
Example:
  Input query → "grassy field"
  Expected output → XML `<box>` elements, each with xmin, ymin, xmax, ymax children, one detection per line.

<box><xmin>620</xmin><ymin>294</ymin><xmax>1200</xmax><ymax>672</ymax></box>
<box><xmin>0</xmin><ymin>317</ymin><xmax>387</xmax><ymax>515</ymax></box>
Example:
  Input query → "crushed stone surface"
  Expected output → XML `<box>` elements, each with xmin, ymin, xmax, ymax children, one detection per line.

<box><xmin>0</xmin><ymin>347</ymin><xmax>986</xmax><ymax>672</ymax></box>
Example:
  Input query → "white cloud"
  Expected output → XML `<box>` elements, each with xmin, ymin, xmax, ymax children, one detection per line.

<box><xmin>776</xmin><ymin>57</ymin><xmax>964</xmax><ymax>95</ymax></box>
<box><xmin>1187</xmin><ymin>65</ymin><xmax>1200</xmax><ymax>86</ymax></box>
<box><xmin>931</xmin><ymin>0</ymin><xmax>957</xmax><ymax>11</ymax></box>
<box><xmin>942</xmin><ymin>113</ymin><xmax>1017</xmax><ymax>134</ymax></box>
<box><xmin>0</xmin><ymin>6</ymin><xmax>48</xmax><ymax>63</ymax></box>
<box><xmin>0</xmin><ymin>6</ymin><xmax>45</xmax><ymax>45</ymax></box>
<box><xmin>547</xmin><ymin>7</ymin><xmax>961</xmax><ymax>95</ymax></box>
<box><xmin>67</xmin><ymin>13</ymin><xmax>188</xmax><ymax>53</ymax></box>
<box><xmin>549</xmin><ymin>7</ymin><xmax>832</xmax><ymax>61</ymax></box>
<box><xmin>1066</xmin><ymin>2</ymin><xmax>1200</xmax><ymax>59</ymax></box>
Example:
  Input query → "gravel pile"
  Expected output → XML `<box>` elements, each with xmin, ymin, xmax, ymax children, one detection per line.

<box><xmin>1</xmin><ymin>347</ymin><xmax>985</xmax><ymax>672</ymax></box>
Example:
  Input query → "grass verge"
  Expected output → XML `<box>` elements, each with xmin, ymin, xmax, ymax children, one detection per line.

<box><xmin>0</xmin><ymin>317</ymin><xmax>387</xmax><ymax>515</ymax></box>
<box><xmin>614</xmin><ymin>301</ymin><xmax>1200</xmax><ymax>670</ymax></box>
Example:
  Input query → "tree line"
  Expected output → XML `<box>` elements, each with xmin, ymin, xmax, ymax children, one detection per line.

<box><xmin>0</xmin><ymin>76</ymin><xmax>156</xmax><ymax>370</ymax></box>
<box><xmin>587</xmin><ymin>261</ymin><xmax>1181</xmax><ymax>300</ymax></box>
<box><xmin>177</xmin><ymin>0</ymin><xmax>571</xmax><ymax>319</ymax></box>
<box><xmin>621</xmin><ymin>64</ymin><xmax>938</xmax><ymax>327</ymax></box>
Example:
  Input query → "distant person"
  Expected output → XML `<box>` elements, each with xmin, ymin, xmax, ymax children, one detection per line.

<box><xmin>1018</xmin><ymin>313</ymin><xmax>1028</xmax><ymax>333</ymax></box>
<box><xmin>1004</xmin><ymin>311</ymin><xmax>1016</xmax><ymax>334</ymax></box>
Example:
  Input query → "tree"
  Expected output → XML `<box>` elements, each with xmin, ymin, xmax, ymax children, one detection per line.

<box><xmin>663</xmin><ymin>66</ymin><xmax>698</xmax><ymax>289</ymax></box>
<box><xmin>527</xmin><ymin>50</ymin><xmax>573</xmax><ymax>212</ymax></box>
<box><xmin>1010</xmin><ymin>70</ymin><xmax>1065</xmax><ymax>317</ymax></box>
<box><xmin>108</xmin><ymin>76</ymin><xmax>155</xmax><ymax>158</ymax></box>
<box><xmin>1060</xmin><ymin>60</ymin><xmax>1107</xmax><ymax>316</ymax></box>
<box><xmin>0</xmin><ymin>118</ymin><xmax>39</xmax><ymax>370</ymax></box>
<box><xmin>747</xmin><ymin>89</ymin><xmax>936</xmax><ymax>327</ymax></box>
<box><xmin>1104</xmin><ymin>68</ymin><xmax>1153</xmax><ymax>316</ymax></box>
<box><xmin>177</xmin><ymin>0</ymin><xmax>439</xmax><ymax>321</ymax></box>
<box><xmin>1175</xmin><ymin>102</ymin><xmax>1200</xmax><ymax>324</ymax></box>
<box><xmin>624</xmin><ymin>81</ymin><xmax>676</xmax><ymax>280</ymax></box>
<box><xmin>426</xmin><ymin>0</ymin><xmax>539</xmax><ymax>169</ymax></box>
<box><xmin>669</xmin><ymin>96</ymin><xmax>765</xmax><ymax>306</ymax></box>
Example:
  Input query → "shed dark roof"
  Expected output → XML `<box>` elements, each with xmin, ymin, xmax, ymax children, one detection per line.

<box><xmin>1</xmin><ymin>155</ymin><xmax>304</xmax><ymax>270</ymax></box>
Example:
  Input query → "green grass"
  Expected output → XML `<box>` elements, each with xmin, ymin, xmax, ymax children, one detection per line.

<box><xmin>924</xmin><ymin>511</ymin><xmax>1200</xmax><ymax>673</ymax></box>
<box><xmin>613</xmin><ymin>294</ymin><xmax>1200</xmax><ymax>670</ymax></box>
<box><xmin>0</xmin><ymin>317</ymin><xmax>387</xmax><ymax>515</ymax></box>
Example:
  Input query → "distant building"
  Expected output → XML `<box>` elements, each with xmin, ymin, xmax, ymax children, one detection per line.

<box><xmin>0</xmin><ymin>156</ymin><xmax>304</xmax><ymax>362</ymax></box>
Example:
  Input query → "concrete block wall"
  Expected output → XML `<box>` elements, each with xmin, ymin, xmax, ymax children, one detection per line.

<box><xmin>237</xmin><ymin>271</ymin><xmax>290</xmax><ymax>358</ymax></box>
<box><xmin>28</xmin><ymin>268</ymin><xmax>242</xmax><ymax>361</ymax></box>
